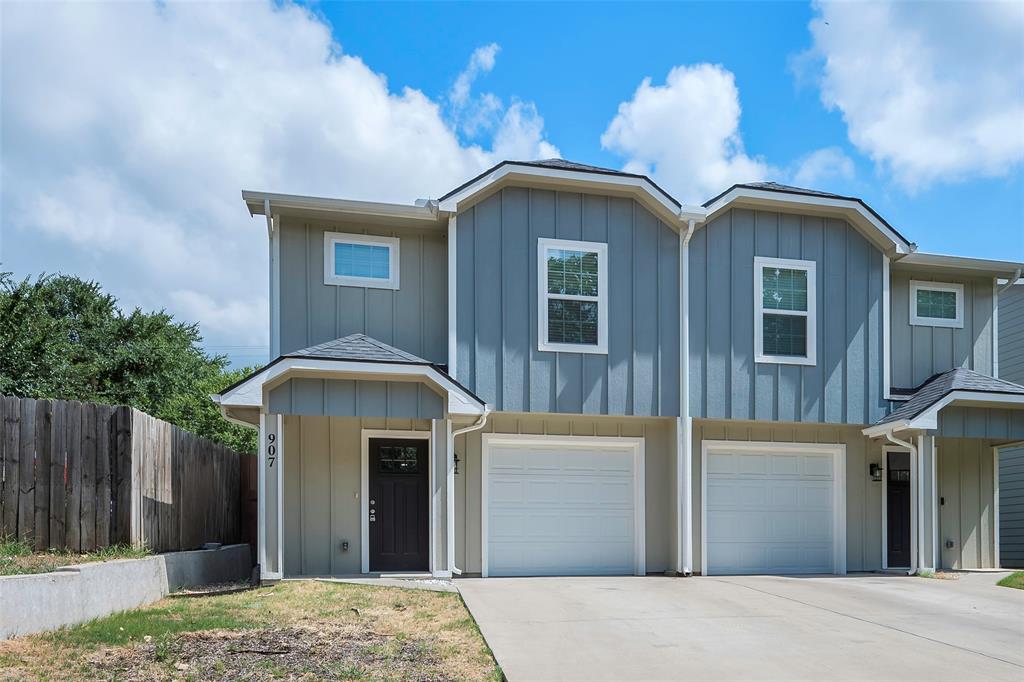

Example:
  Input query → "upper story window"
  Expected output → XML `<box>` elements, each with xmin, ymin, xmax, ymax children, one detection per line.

<box><xmin>909</xmin><ymin>280</ymin><xmax>963</xmax><ymax>328</ymax></box>
<box><xmin>323</xmin><ymin>232</ymin><xmax>400</xmax><ymax>289</ymax></box>
<box><xmin>754</xmin><ymin>256</ymin><xmax>817</xmax><ymax>366</ymax></box>
<box><xmin>538</xmin><ymin>238</ymin><xmax>608</xmax><ymax>354</ymax></box>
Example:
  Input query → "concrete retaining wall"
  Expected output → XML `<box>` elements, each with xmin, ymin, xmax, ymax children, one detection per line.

<box><xmin>0</xmin><ymin>544</ymin><xmax>251</xmax><ymax>639</ymax></box>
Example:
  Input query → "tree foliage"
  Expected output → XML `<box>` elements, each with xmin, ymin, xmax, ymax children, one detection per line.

<box><xmin>0</xmin><ymin>272</ymin><xmax>257</xmax><ymax>453</ymax></box>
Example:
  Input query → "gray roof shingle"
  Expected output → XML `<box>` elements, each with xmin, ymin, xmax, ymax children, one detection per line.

<box><xmin>875</xmin><ymin>368</ymin><xmax>1024</xmax><ymax>426</ymax></box>
<box><xmin>285</xmin><ymin>334</ymin><xmax>431</xmax><ymax>365</ymax></box>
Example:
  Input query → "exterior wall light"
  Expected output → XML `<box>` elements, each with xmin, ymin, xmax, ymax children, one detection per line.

<box><xmin>869</xmin><ymin>463</ymin><xmax>883</xmax><ymax>482</ymax></box>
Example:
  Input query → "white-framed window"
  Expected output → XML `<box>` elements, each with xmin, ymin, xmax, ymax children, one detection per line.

<box><xmin>909</xmin><ymin>280</ymin><xmax>963</xmax><ymax>328</ymax></box>
<box><xmin>538</xmin><ymin>237</ymin><xmax>608</xmax><ymax>354</ymax></box>
<box><xmin>754</xmin><ymin>256</ymin><xmax>817</xmax><ymax>366</ymax></box>
<box><xmin>323</xmin><ymin>232</ymin><xmax>400</xmax><ymax>289</ymax></box>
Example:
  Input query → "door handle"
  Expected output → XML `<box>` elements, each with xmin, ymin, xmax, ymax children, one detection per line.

<box><xmin>369</xmin><ymin>499</ymin><xmax>376</xmax><ymax>523</ymax></box>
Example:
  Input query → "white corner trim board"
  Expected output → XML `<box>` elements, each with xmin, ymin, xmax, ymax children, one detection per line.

<box><xmin>480</xmin><ymin>433</ymin><xmax>646</xmax><ymax>578</ymax></box>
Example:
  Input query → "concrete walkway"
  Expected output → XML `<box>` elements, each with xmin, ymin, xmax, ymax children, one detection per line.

<box><xmin>457</xmin><ymin>572</ymin><xmax>1024</xmax><ymax>681</ymax></box>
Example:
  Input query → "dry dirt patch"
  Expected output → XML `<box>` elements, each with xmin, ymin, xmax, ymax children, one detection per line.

<box><xmin>0</xmin><ymin>581</ymin><xmax>499</xmax><ymax>681</ymax></box>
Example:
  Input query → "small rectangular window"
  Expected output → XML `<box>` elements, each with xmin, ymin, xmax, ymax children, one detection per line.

<box><xmin>538</xmin><ymin>238</ymin><xmax>608</xmax><ymax>354</ymax></box>
<box><xmin>323</xmin><ymin>232</ymin><xmax>400</xmax><ymax>289</ymax></box>
<box><xmin>909</xmin><ymin>280</ymin><xmax>963</xmax><ymax>328</ymax></box>
<box><xmin>755</xmin><ymin>256</ymin><xmax>817</xmax><ymax>366</ymax></box>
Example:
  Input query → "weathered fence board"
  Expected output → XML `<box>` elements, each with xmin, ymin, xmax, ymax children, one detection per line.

<box><xmin>0</xmin><ymin>396</ymin><xmax>252</xmax><ymax>553</ymax></box>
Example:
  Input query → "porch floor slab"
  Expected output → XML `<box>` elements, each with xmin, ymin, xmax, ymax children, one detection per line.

<box><xmin>457</xmin><ymin>572</ymin><xmax>1024</xmax><ymax>681</ymax></box>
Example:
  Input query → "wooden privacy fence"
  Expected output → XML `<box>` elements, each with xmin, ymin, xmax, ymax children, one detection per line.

<box><xmin>0</xmin><ymin>396</ymin><xmax>256</xmax><ymax>553</ymax></box>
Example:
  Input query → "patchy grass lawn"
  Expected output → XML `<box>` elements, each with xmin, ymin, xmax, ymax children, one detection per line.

<box><xmin>997</xmin><ymin>571</ymin><xmax>1024</xmax><ymax>590</ymax></box>
<box><xmin>0</xmin><ymin>537</ymin><xmax>151</xmax><ymax>576</ymax></box>
<box><xmin>0</xmin><ymin>581</ymin><xmax>500</xmax><ymax>681</ymax></box>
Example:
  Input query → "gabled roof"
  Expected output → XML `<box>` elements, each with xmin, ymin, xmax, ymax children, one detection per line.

<box><xmin>437</xmin><ymin>158</ymin><xmax>707</xmax><ymax>225</ymax></box>
<box><xmin>702</xmin><ymin>181</ymin><xmax>915</xmax><ymax>255</ymax></box>
<box><xmin>213</xmin><ymin>334</ymin><xmax>486</xmax><ymax>416</ymax></box>
<box><xmin>864</xmin><ymin>368</ymin><xmax>1024</xmax><ymax>436</ymax></box>
<box><xmin>286</xmin><ymin>334</ymin><xmax>430</xmax><ymax>365</ymax></box>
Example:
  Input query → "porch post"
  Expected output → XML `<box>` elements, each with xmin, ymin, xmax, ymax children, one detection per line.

<box><xmin>446</xmin><ymin>420</ymin><xmax>457</xmax><ymax>576</ymax></box>
<box><xmin>918</xmin><ymin>435</ymin><xmax>937</xmax><ymax>571</ymax></box>
<box><xmin>258</xmin><ymin>412</ymin><xmax>284</xmax><ymax>581</ymax></box>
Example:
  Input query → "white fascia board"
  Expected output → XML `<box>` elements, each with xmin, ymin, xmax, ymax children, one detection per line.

<box><xmin>216</xmin><ymin>357</ymin><xmax>486</xmax><ymax>416</ymax></box>
<box><xmin>438</xmin><ymin>164</ymin><xmax>705</xmax><ymax>225</ymax></box>
<box><xmin>899</xmin><ymin>252</ymin><xmax>1024</xmax><ymax>275</ymax></box>
<box><xmin>864</xmin><ymin>390</ymin><xmax>1024</xmax><ymax>436</ymax></box>
<box><xmin>906</xmin><ymin>391</ymin><xmax>1024</xmax><ymax>430</ymax></box>
<box><xmin>704</xmin><ymin>187</ymin><xmax>912</xmax><ymax>254</ymax></box>
<box><xmin>242</xmin><ymin>190</ymin><xmax>442</xmax><ymax>223</ymax></box>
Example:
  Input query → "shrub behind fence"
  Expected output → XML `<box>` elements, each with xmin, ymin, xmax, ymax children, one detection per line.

<box><xmin>0</xmin><ymin>396</ymin><xmax>255</xmax><ymax>553</ymax></box>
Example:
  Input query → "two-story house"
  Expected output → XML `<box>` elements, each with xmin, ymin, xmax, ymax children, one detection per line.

<box><xmin>214</xmin><ymin>159</ymin><xmax>1024</xmax><ymax>581</ymax></box>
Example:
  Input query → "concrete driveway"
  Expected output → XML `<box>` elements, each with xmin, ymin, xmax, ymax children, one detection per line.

<box><xmin>457</xmin><ymin>573</ymin><xmax>1024</xmax><ymax>681</ymax></box>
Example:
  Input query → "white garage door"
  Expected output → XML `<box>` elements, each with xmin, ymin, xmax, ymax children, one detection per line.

<box><xmin>704</xmin><ymin>442</ymin><xmax>843</xmax><ymax>575</ymax></box>
<box><xmin>483</xmin><ymin>436</ymin><xmax>643</xmax><ymax>577</ymax></box>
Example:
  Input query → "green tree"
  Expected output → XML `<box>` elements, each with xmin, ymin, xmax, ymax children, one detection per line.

<box><xmin>0</xmin><ymin>272</ymin><xmax>257</xmax><ymax>453</ymax></box>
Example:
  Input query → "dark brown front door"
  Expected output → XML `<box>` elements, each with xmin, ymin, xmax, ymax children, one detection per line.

<box><xmin>369</xmin><ymin>438</ymin><xmax>429</xmax><ymax>572</ymax></box>
<box><xmin>887</xmin><ymin>451</ymin><xmax>912</xmax><ymax>568</ymax></box>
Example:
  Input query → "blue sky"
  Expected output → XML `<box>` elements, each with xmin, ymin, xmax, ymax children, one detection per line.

<box><xmin>319</xmin><ymin>1</ymin><xmax>1022</xmax><ymax>258</ymax></box>
<box><xmin>1</xmin><ymin>1</ymin><xmax>1022</xmax><ymax>366</ymax></box>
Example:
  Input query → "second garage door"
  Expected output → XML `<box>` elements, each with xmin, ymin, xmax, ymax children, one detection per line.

<box><xmin>483</xmin><ymin>435</ymin><xmax>644</xmax><ymax>577</ymax></box>
<box><xmin>703</xmin><ymin>441</ymin><xmax>845</xmax><ymax>576</ymax></box>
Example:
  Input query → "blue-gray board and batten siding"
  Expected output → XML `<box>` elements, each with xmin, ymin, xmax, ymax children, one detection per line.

<box><xmin>267</xmin><ymin>378</ymin><xmax>444</xmax><ymax>419</ymax></box>
<box><xmin>688</xmin><ymin>208</ymin><xmax>887</xmax><ymax>425</ymax></box>
<box><xmin>998</xmin><ymin>284</ymin><xmax>1024</xmax><ymax>568</ymax></box>
<box><xmin>890</xmin><ymin>269</ymin><xmax>995</xmax><ymax>389</ymax></box>
<box><xmin>277</xmin><ymin>216</ymin><xmax>448</xmax><ymax>364</ymax></box>
<box><xmin>455</xmin><ymin>187</ymin><xmax>681</xmax><ymax>416</ymax></box>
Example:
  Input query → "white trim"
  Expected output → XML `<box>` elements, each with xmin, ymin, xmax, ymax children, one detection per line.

<box><xmin>324</xmin><ymin>232</ymin><xmax>400</xmax><ymax>290</ymax></box>
<box><xmin>437</xmin><ymin>163</ymin><xmax>703</xmax><ymax>225</ymax></box>
<box><xmin>258</xmin><ymin>413</ymin><xmax>267</xmax><ymax>577</ymax></box>
<box><xmin>909</xmin><ymin>280</ymin><xmax>964</xmax><ymax>329</ymax></box>
<box><xmin>703</xmin><ymin>187</ymin><xmax>912</xmax><ymax>254</ymax></box>
<box><xmin>537</xmin><ymin>237</ymin><xmax>609</xmax><ymax>354</ymax></box>
<box><xmin>269</xmin><ymin>212</ymin><xmax>281</xmax><ymax>360</ymax></box>
<box><xmin>447</xmin><ymin>216</ymin><xmax>457</xmax><ymax>377</ymax></box>
<box><xmin>360</xmin><ymin>429</ymin><xmax>434</xmax><ymax>575</ymax></box>
<box><xmin>480</xmin><ymin>433</ymin><xmax>646</xmax><ymax>578</ymax></box>
<box><xmin>883</xmin><ymin>254</ymin><xmax>893</xmax><ymax>399</ymax></box>
<box><xmin>916</xmin><ymin>435</ymin><xmax>926</xmax><ymax>572</ymax></box>
<box><xmin>275</xmin><ymin>414</ymin><xmax>283</xmax><ymax>579</ymax></box>
<box><xmin>429</xmin><ymin>420</ymin><xmax>437</xmax><ymax>576</ymax></box>
<box><xmin>679</xmin><ymin>220</ymin><xmax>695</xmax><ymax>576</ymax></box>
<box><xmin>898</xmin><ymin>251</ymin><xmax>1024</xmax><ymax>274</ymax></box>
<box><xmin>993</xmin><ymin>278</ymin><xmax>999</xmax><ymax>378</ymax></box>
<box><xmin>993</xmin><ymin>446</ymin><xmax>1001</xmax><ymax>569</ymax></box>
<box><xmin>754</xmin><ymin>256</ymin><xmax>817</xmax><ymax>366</ymax></box>
<box><xmin>244</xmin><ymin>190</ymin><xmax>441</xmax><ymax>223</ymax></box>
<box><xmin>445</xmin><ymin>420</ymin><xmax>456</xmax><ymax>576</ymax></box>
<box><xmin>218</xmin><ymin>357</ymin><xmax>486</xmax><ymax>417</ymax></box>
<box><xmin>700</xmin><ymin>440</ymin><xmax>847</xmax><ymax>576</ymax></box>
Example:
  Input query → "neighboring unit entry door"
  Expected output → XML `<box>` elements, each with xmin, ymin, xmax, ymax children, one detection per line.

<box><xmin>886</xmin><ymin>451</ymin><xmax>912</xmax><ymax>568</ymax></box>
<box><xmin>368</xmin><ymin>438</ymin><xmax>429</xmax><ymax>572</ymax></box>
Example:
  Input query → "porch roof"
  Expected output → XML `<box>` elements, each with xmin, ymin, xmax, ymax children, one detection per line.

<box><xmin>863</xmin><ymin>368</ymin><xmax>1024</xmax><ymax>437</ymax></box>
<box><xmin>212</xmin><ymin>334</ymin><xmax>488</xmax><ymax>422</ymax></box>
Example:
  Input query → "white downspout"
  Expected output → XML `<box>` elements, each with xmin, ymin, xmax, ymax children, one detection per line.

<box><xmin>883</xmin><ymin>430</ymin><xmax>920</xmax><ymax>575</ymax></box>
<box><xmin>679</xmin><ymin>218</ymin><xmax>696</xmax><ymax>576</ymax></box>
<box><xmin>997</xmin><ymin>268</ymin><xmax>1022</xmax><ymax>295</ymax></box>
<box><xmin>447</xmin><ymin>408</ymin><xmax>491</xmax><ymax>576</ymax></box>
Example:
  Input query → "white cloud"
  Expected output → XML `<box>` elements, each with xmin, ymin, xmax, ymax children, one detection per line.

<box><xmin>601</xmin><ymin>64</ymin><xmax>770</xmax><ymax>204</ymax></box>
<box><xmin>451</xmin><ymin>43</ymin><xmax>500</xmax><ymax>109</ymax></box>
<box><xmin>0</xmin><ymin>2</ymin><xmax>557</xmax><ymax>359</ymax></box>
<box><xmin>791</xmin><ymin>147</ymin><xmax>855</xmax><ymax>188</ymax></box>
<box><xmin>805</xmin><ymin>0</ymin><xmax>1024</xmax><ymax>190</ymax></box>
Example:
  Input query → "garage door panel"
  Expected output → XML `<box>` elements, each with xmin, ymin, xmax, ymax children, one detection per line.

<box><xmin>706</xmin><ymin>446</ymin><xmax>839</xmax><ymax>575</ymax></box>
<box><xmin>486</xmin><ymin>440</ymin><xmax>640</xmax><ymax>577</ymax></box>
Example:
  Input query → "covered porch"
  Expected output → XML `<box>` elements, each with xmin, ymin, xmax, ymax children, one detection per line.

<box><xmin>213</xmin><ymin>334</ymin><xmax>489</xmax><ymax>581</ymax></box>
<box><xmin>864</xmin><ymin>368</ymin><xmax>1024</xmax><ymax>572</ymax></box>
